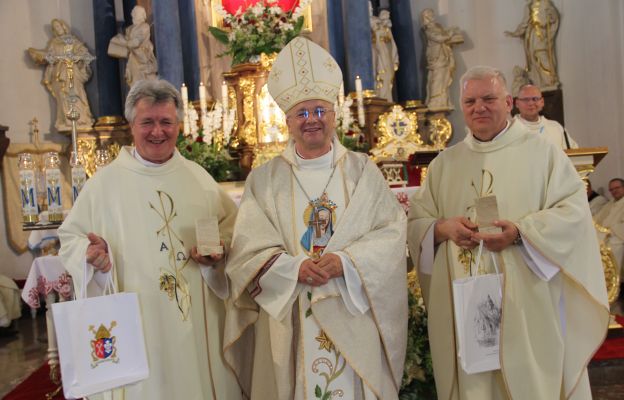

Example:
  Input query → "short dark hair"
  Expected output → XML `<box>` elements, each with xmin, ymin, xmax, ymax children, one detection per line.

<box><xmin>609</xmin><ymin>178</ymin><xmax>624</xmax><ymax>187</ymax></box>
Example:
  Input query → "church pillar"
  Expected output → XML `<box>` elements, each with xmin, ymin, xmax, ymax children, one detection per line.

<box><xmin>152</xmin><ymin>1</ymin><xmax>185</xmax><ymax>91</ymax></box>
<box><xmin>390</xmin><ymin>0</ymin><xmax>421</xmax><ymax>101</ymax></box>
<box><xmin>178</xmin><ymin>0</ymin><xmax>201</xmax><ymax>100</ymax></box>
<box><xmin>342</xmin><ymin>0</ymin><xmax>374</xmax><ymax>93</ymax></box>
<box><xmin>92</xmin><ymin>0</ymin><xmax>123</xmax><ymax>117</ymax></box>
<box><xmin>326</xmin><ymin>2</ymin><xmax>346</xmax><ymax>79</ymax></box>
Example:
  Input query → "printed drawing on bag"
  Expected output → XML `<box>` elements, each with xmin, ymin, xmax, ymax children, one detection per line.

<box><xmin>89</xmin><ymin>321</ymin><xmax>119</xmax><ymax>367</ymax></box>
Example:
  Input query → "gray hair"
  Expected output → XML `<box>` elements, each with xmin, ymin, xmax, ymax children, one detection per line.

<box><xmin>517</xmin><ymin>83</ymin><xmax>541</xmax><ymax>96</ymax></box>
<box><xmin>124</xmin><ymin>79</ymin><xmax>183</xmax><ymax>123</ymax></box>
<box><xmin>459</xmin><ymin>65</ymin><xmax>509</xmax><ymax>99</ymax></box>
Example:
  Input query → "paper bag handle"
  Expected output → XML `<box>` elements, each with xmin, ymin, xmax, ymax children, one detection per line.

<box><xmin>81</xmin><ymin>248</ymin><xmax>116</xmax><ymax>299</ymax></box>
<box><xmin>471</xmin><ymin>240</ymin><xmax>503</xmax><ymax>297</ymax></box>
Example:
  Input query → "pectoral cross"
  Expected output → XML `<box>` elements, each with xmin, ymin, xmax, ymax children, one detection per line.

<box><xmin>310</xmin><ymin>208</ymin><xmax>324</xmax><ymax>238</ymax></box>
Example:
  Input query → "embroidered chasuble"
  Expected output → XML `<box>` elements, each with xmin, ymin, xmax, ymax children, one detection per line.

<box><xmin>224</xmin><ymin>139</ymin><xmax>408</xmax><ymax>400</ymax></box>
<box><xmin>407</xmin><ymin>120</ymin><xmax>609</xmax><ymax>399</ymax></box>
<box><xmin>59</xmin><ymin>148</ymin><xmax>242</xmax><ymax>400</ymax></box>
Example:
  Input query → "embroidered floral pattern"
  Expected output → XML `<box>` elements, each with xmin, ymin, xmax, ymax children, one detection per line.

<box><xmin>312</xmin><ymin>344</ymin><xmax>347</xmax><ymax>400</ymax></box>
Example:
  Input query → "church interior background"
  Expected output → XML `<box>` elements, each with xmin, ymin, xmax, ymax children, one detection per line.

<box><xmin>1</xmin><ymin>0</ymin><xmax>624</xmax><ymax>397</ymax></box>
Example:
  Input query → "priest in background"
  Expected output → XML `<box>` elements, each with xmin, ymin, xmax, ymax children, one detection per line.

<box><xmin>594</xmin><ymin>178</ymin><xmax>624</xmax><ymax>288</ymax></box>
<box><xmin>587</xmin><ymin>179</ymin><xmax>608</xmax><ymax>216</ymax></box>
<box><xmin>223</xmin><ymin>37</ymin><xmax>407</xmax><ymax>399</ymax></box>
<box><xmin>408</xmin><ymin>66</ymin><xmax>608</xmax><ymax>399</ymax></box>
<box><xmin>58</xmin><ymin>79</ymin><xmax>242</xmax><ymax>399</ymax></box>
<box><xmin>514</xmin><ymin>83</ymin><xmax>578</xmax><ymax>149</ymax></box>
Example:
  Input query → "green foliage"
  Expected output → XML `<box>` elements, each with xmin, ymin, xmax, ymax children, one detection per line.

<box><xmin>176</xmin><ymin>133</ymin><xmax>240</xmax><ymax>182</ymax></box>
<box><xmin>399</xmin><ymin>290</ymin><xmax>437</xmax><ymax>400</ymax></box>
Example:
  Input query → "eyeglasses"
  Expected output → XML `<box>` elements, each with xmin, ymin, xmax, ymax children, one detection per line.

<box><xmin>292</xmin><ymin>107</ymin><xmax>332</xmax><ymax>121</ymax></box>
<box><xmin>516</xmin><ymin>96</ymin><xmax>542</xmax><ymax>103</ymax></box>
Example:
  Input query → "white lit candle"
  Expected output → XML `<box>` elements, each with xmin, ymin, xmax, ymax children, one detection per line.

<box><xmin>199</xmin><ymin>82</ymin><xmax>207</xmax><ymax>110</ymax></box>
<box><xmin>355</xmin><ymin>76</ymin><xmax>365</xmax><ymax>127</ymax></box>
<box><xmin>181</xmin><ymin>83</ymin><xmax>189</xmax><ymax>104</ymax></box>
<box><xmin>221</xmin><ymin>81</ymin><xmax>229</xmax><ymax>111</ymax></box>
<box><xmin>338</xmin><ymin>82</ymin><xmax>345</xmax><ymax>107</ymax></box>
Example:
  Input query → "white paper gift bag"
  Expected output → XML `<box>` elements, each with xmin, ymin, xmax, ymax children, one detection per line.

<box><xmin>452</xmin><ymin>241</ymin><xmax>503</xmax><ymax>374</ymax></box>
<box><xmin>52</xmin><ymin>269</ymin><xmax>148</xmax><ymax>398</ymax></box>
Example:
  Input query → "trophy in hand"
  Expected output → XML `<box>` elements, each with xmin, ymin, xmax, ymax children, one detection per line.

<box><xmin>195</xmin><ymin>217</ymin><xmax>223</xmax><ymax>256</ymax></box>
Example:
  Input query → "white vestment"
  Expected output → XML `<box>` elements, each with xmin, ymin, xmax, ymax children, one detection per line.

<box><xmin>224</xmin><ymin>139</ymin><xmax>407</xmax><ymax>400</ymax></box>
<box><xmin>0</xmin><ymin>274</ymin><xmax>21</xmax><ymax>327</ymax></box>
<box><xmin>408</xmin><ymin>120</ymin><xmax>609</xmax><ymax>399</ymax></box>
<box><xmin>588</xmin><ymin>192</ymin><xmax>608</xmax><ymax>216</ymax></box>
<box><xmin>59</xmin><ymin>147</ymin><xmax>242</xmax><ymax>400</ymax></box>
<box><xmin>594</xmin><ymin>197</ymin><xmax>624</xmax><ymax>278</ymax></box>
<box><xmin>514</xmin><ymin>114</ymin><xmax>578</xmax><ymax>149</ymax></box>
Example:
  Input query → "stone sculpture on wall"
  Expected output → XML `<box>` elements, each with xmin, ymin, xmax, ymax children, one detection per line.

<box><xmin>371</xmin><ymin>9</ymin><xmax>399</xmax><ymax>102</ymax></box>
<box><xmin>28</xmin><ymin>19</ymin><xmax>95</xmax><ymax>132</ymax></box>
<box><xmin>421</xmin><ymin>8</ymin><xmax>464</xmax><ymax>112</ymax></box>
<box><xmin>108</xmin><ymin>5</ymin><xmax>158</xmax><ymax>87</ymax></box>
<box><xmin>505</xmin><ymin>0</ymin><xmax>560</xmax><ymax>91</ymax></box>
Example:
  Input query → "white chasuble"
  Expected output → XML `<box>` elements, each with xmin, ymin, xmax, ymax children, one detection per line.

<box><xmin>59</xmin><ymin>148</ymin><xmax>242</xmax><ymax>400</ymax></box>
<box><xmin>225</xmin><ymin>139</ymin><xmax>407</xmax><ymax>400</ymax></box>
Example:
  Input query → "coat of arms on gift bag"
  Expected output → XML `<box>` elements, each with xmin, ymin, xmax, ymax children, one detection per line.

<box><xmin>89</xmin><ymin>321</ymin><xmax>119</xmax><ymax>367</ymax></box>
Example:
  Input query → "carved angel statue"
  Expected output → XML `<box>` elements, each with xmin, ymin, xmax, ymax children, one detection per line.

<box><xmin>28</xmin><ymin>19</ymin><xmax>95</xmax><ymax>132</ymax></box>
<box><xmin>505</xmin><ymin>0</ymin><xmax>560</xmax><ymax>91</ymax></box>
<box><xmin>421</xmin><ymin>8</ymin><xmax>464</xmax><ymax>112</ymax></box>
<box><xmin>108</xmin><ymin>5</ymin><xmax>158</xmax><ymax>87</ymax></box>
<box><xmin>371</xmin><ymin>9</ymin><xmax>399</xmax><ymax>102</ymax></box>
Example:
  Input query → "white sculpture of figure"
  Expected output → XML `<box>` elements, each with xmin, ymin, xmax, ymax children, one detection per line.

<box><xmin>28</xmin><ymin>19</ymin><xmax>95</xmax><ymax>132</ymax></box>
<box><xmin>371</xmin><ymin>9</ymin><xmax>399</xmax><ymax>102</ymax></box>
<box><xmin>108</xmin><ymin>5</ymin><xmax>158</xmax><ymax>87</ymax></box>
<box><xmin>505</xmin><ymin>0</ymin><xmax>560</xmax><ymax>91</ymax></box>
<box><xmin>421</xmin><ymin>8</ymin><xmax>464</xmax><ymax>112</ymax></box>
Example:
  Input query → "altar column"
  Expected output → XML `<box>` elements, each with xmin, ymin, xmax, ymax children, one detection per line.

<box><xmin>92</xmin><ymin>0</ymin><xmax>123</xmax><ymax>117</ymax></box>
<box><xmin>179</xmin><ymin>0</ymin><xmax>201</xmax><ymax>100</ymax></box>
<box><xmin>390</xmin><ymin>0</ymin><xmax>421</xmax><ymax>101</ymax></box>
<box><xmin>343</xmin><ymin>0</ymin><xmax>374</xmax><ymax>93</ymax></box>
<box><xmin>152</xmin><ymin>1</ymin><xmax>184</xmax><ymax>90</ymax></box>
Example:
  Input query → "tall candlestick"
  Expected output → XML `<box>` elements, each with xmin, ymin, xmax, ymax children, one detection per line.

<box><xmin>181</xmin><ymin>84</ymin><xmax>189</xmax><ymax>135</ymax></box>
<box><xmin>221</xmin><ymin>81</ymin><xmax>229</xmax><ymax>111</ymax></box>
<box><xmin>355</xmin><ymin>76</ymin><xmax>363</xmax><ymax>98</ymax></box>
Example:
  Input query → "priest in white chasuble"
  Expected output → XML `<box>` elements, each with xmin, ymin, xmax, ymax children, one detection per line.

<box><xmin>223</xmin><ymin>37</ymin><xmax>408</xmax><ymax>400</ymax></box>
<box><xmin>594</xmin><ymin>178</ymin><xmax>624</xmax><ymax>279</ymax></box>
<box><xmin>407</xmin><ymin>66</ymin><xmax>609</xmax><ymax>399</ymax></box>
<box><xmin>58</xmin><ymin>79</ymin><xmax>242</xmax><ymax>400</ymax></box>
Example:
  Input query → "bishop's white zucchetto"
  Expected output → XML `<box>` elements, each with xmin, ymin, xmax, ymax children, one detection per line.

<box><xmin>267</xmin><ymin>37</ymin><xmax>343</xmax><ymax>113</ymax></box>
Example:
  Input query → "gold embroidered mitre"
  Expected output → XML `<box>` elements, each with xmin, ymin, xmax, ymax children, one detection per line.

<box><xmin>267</xmin><ymin>37</ymin><xmax>343</xmax><ymax>113</ymax></box>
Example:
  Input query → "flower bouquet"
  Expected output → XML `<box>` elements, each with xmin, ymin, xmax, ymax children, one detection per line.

<box><xmin>335</xmin><ymin>97</ymin><xmax>369</xmax><ymax>154</ymax></box>
<box><xmin>209</xmin><ymin>0</ymin><xmax>310</xmax><ymax>65</ymax></box>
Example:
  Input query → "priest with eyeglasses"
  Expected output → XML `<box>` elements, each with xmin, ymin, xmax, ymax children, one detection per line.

<box><xmin>223</xmin><ymin>37</ymin><xmax>408</xmax><ymax>399</ymax></box>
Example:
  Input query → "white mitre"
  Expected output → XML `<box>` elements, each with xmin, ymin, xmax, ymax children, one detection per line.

<box><xmin>267</xmin><ymin>36</ymin><xmax>343</xmax><ymax>113</ymax></box>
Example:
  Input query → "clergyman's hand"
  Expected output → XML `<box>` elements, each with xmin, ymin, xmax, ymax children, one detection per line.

<box><xmin>434</xmin><ymin>216</ymin><xmax>478</xmax><ymax>249</ymax></box>
<box><xmin>86</xmin><ymin>232</ymin><xmax>112</xmax><ymax>272</ymax></box>
<box><xmin>298</xmin><ymin>259</ymin><xmax>329</xmax><ymax>287</ymax></box>
<box><xmin>191</xmin><ymin>240</ymin><xmax>225</xmax><ymax>267</ymax></box>
<box><xmin>315</xmin><ymin>253</ymin><xmax>343</xmax><ymax>279</ymax></box>
<box><xmin>471</xmin><ymin>220</ymin><xmax>519</xmax><ymax>252</ymax></box>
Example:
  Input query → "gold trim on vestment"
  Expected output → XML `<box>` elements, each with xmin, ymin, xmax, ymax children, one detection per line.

<box><xmin>311</xmin><ymin>302</ymin><xmax>383</xmax><ymax>399</ymax></box>
<box><xmin>299</xmin><ymin>297</ymin><xmax>310</xmax><ymax>399</ymax></box>
<box><xmin>343</xmin><ymin>248</ymin><xmax>400</xmax><ymax>394</ymax></box>
<box><xmin>518</xmin><ymin>231</ymin><xmax>610</xmax><ymax>398</ymax></box>
<box><xmin>232</xmin><ymin>249</ymin><xmax>285</xmax><ymax>301</ymax></box>
<box><xmin>201</xmin><ymin>282</ymin><xmax>218</xmax><ymax>400</ymax></box>
<box><xmin>443</xmin><ymin>244</ymin><xmax>459</xmax><ymax>400</ymax></box>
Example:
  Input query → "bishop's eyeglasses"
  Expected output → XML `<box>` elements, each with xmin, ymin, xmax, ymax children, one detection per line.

<box><xmin>292</xmin><ymin>107</ymin><xmax>333</xmax><ymax>121</ymax></box>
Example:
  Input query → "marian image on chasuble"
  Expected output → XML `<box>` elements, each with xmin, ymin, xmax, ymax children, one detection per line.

<box><xmin>58</xmin><ymin>149</ymin><xmax>241</xmax><ymax>399</ymax></box>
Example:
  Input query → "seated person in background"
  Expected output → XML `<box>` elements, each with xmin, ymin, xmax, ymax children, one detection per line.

<box><xmin>594</xmin><ymin>178</ymin><xmax>624</xmax><ymax>285</ymax></box>
<box><xmin>514</xmin><ymin>84</ymin><xmax>578</xmax><ymax>149</ymax></box>
<box><xmin>0</xmin><ymin>274</ymin><xmax>21</xmax><ymax>335</ymax></box>
<box><xmin>587</xmin><ymin>180</ymin><xmax>608</xmax><ymax>216</ymax></box>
